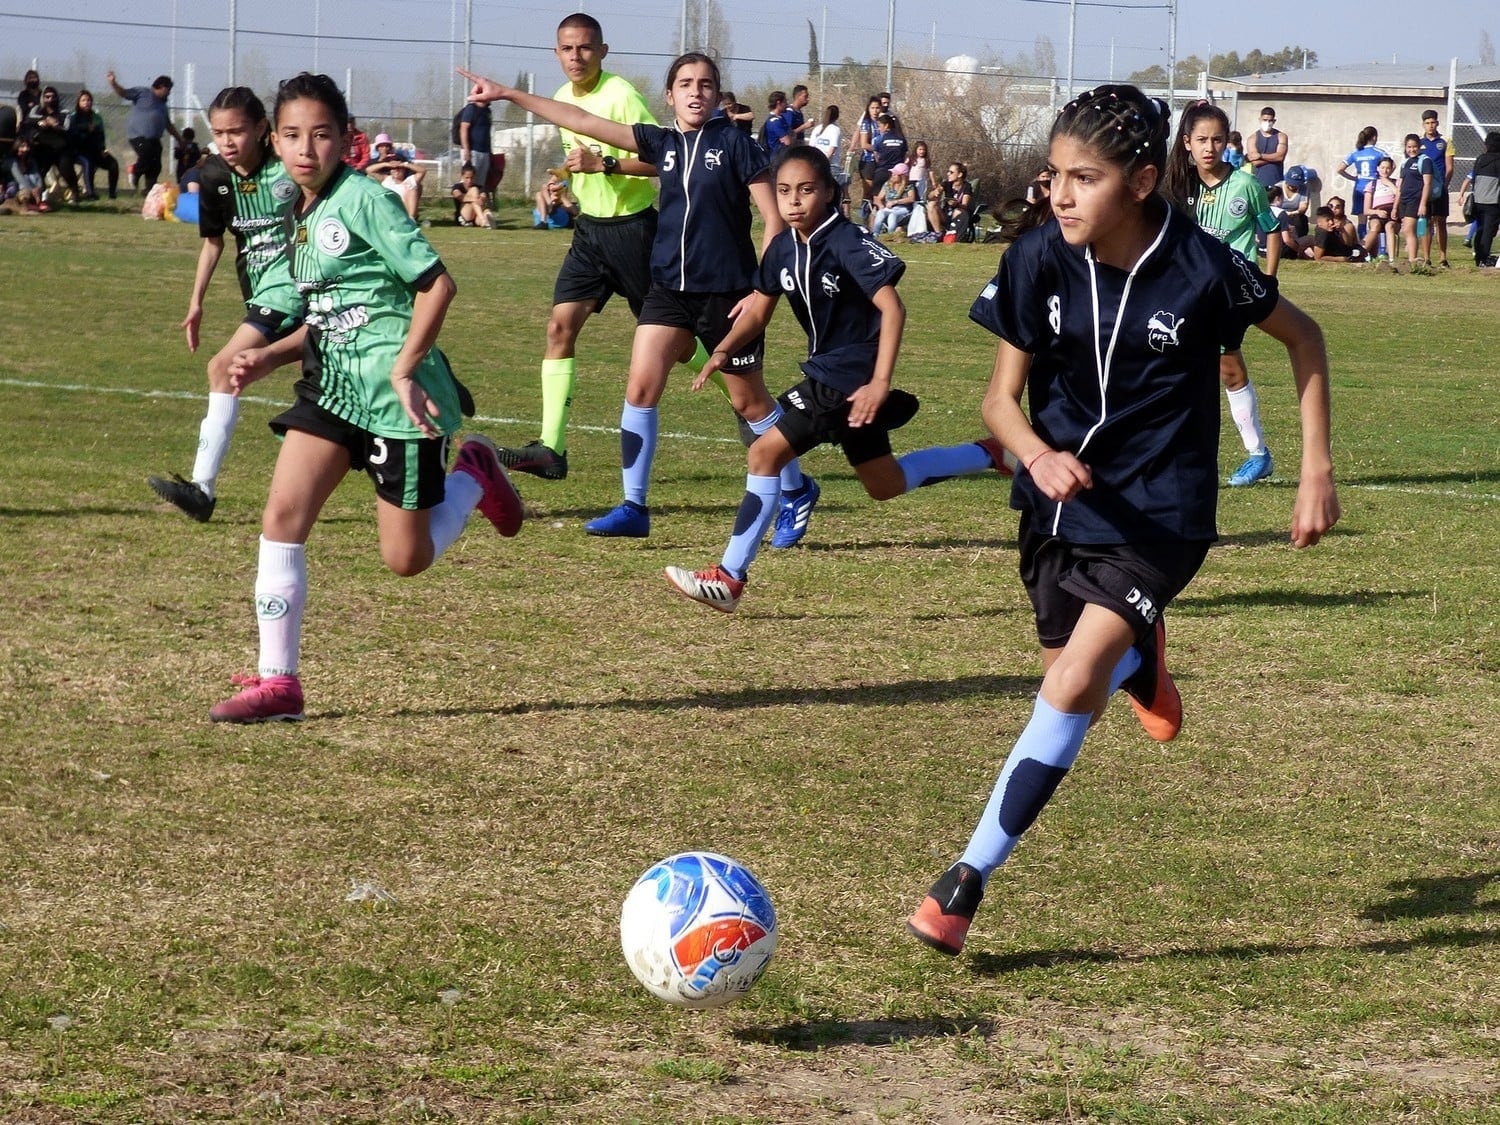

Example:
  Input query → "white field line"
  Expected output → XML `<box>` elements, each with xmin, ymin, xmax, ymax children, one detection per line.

<box><xmin>3</xmin><ymin>377</ymin><xmax>1495</xmax><ymax>499</ymax></box>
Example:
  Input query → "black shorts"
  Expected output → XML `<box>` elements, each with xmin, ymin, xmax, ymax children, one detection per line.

<box><xmin>269</xmin><ymin>395</ymin><xmax>452</xmax><ymax>511</ymax></box>
<box><xmin>1017</xmin><ymin>512</ymin><xmax>1210</xmax><ymax>648</ymax></box>
<box><xmin>637</xmin><ymin>287</ymin><xmax>763</xmax><ymax>373</ymax></box>
<box><xmin>774</xmin><ymin>376</ymin><xmax>920</xmax><ymax>466</ymax></box>
<box><xmin>552</xmin><ymin>208</ymin><xmax>657</xmax><ymax>317</ymax></box>
<box><xmin>243</xmin><ymin>302</ymin><xmax>302</xmax><ymax>342</ymax></box>
<box><xmin>1428</xmin><ymin>193</ymin><xmax>1450</xmax><ymax>218</ymax></box>
<box><xmin>1398</xmin><ymin>198</ymin><xmax>1425</xmax><ymax>221</ymax></box>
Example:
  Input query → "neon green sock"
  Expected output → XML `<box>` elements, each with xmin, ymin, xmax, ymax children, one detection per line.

<box><xmin>680</xmin><ymin>339</ymin><xmax>733</xmax><ymax>402</ymax></box>
<box><xmin>539</xmin><ymin>357</ymin><xmax>575</xmax><ymax>453</ymax></box>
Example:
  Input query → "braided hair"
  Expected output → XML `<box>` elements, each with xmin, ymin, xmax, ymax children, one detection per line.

<box><xmin>1051</xmin><ymin>84</ymin><xmax>1171</xmax><ymax>185</ymax></box>
<box><xmin>1164</xmin><ymin>100</ymin><xmax>1231</xmax><ymax>207</ymax></box>
<box><xmin>207</xmin><ymin>86</ymin><xmax>274</xmax><ymax>165</ymax></box>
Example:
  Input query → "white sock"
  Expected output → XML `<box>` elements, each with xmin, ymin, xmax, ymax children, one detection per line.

<box><xmin>1225</xmin><ymin>382</ymin><xmax>1267</xmax><ymax>456</ymax></box>
<box><xmin>255</xmin><ymin>537</ymin><xmax>306</xmax><ymax>678</ymax></box>
<box><xmin>430</xmin><ymin>468</ymin><xmax>483</xmax><ymax>558</ymax></box>
<box><xmin>191</xmin><ymin>392</ymin><xmax>240</xmax><ymax>496</ymax></box>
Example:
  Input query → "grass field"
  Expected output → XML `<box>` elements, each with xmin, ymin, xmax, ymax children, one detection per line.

<box><xmin>1</xmin><ymin>200</ymin><xmax>1497</xmax><ymax>1123</ymax></box>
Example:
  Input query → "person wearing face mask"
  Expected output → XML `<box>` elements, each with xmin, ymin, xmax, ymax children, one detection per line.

<box><xmin>1247</xmin><ymin>106</ymin><xmax>1287</xmax><ymax>193</ymax></box>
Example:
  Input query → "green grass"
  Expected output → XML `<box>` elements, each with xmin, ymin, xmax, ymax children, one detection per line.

<box><xmin>0</xmin><ymin>201</ymin><xmax>1496</xmax><ymax>1122</ymax></box>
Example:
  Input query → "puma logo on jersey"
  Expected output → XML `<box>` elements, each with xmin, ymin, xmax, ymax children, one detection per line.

<box><xmin>820</xmin><ymin>272</ymin><xmax>840</xmax><ymax>297</ymax></box>
<box><xmin>704</xmin><ymin>149</ymin><xmax>724</xmax><ymax>170</ymax></box>
<box><xmin>1146</xmin><ymin>310</ymin><xmax>1185</xmax><ymax>353</ymax></box>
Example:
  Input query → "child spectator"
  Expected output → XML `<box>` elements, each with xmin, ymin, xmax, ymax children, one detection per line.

<box><xmin>1397</xmin><ymin>133</ymin><xmax>1435</xmax><ymax>270</ymax></box>
<box><xmin>1362</xmin><ymin>155</ymin><xmax>1398</xmax><ymax>260</ymax></box>
<box><xmin>532</xmin><ymin>167</ymin><xmax>579</xmax><ymax>229</ymax></box>
<box><xmin>174</xmin><ymin>126</ymin><xmax>202</xmax><ymax>182</ymax></box>
<box><xmin>451</xmin><ymin>161</ymin><xmax>495</xmax><ymax>227</ymax></box>
<box><xmin>1300</xmin><ymin>205</ymin><xmax>1366</xmax><ymax>261</ymax></box>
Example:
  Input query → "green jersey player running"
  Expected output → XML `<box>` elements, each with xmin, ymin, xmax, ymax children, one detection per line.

<box><xmin>1165</xmin><ymin>101</ymin><xmax>1282</xmax><ymax>488</ymax></box>
<box><xmin>210</xmin><ymin>73</ymin><xmax>523</xmax><ymax>724</ymax></box>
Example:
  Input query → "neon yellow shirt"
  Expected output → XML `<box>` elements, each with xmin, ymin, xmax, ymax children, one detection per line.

<box><xmin>554</xmin><ymin>72</ymin><xmax>658</xmax><ymax>218</ymax></box>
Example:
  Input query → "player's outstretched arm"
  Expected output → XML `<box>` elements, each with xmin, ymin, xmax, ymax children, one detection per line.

<box><xmin>457</xmin><ymin>69</ymin><xmax>637</xmax><ymax>154</ymax></box>
<box><xmin>1255</xmin><ymin>297</ymin><xmax>1340</xmax><ymax>547</ymax></box>
<box><xmin>693</xmin><ymin>292</ymin><xmax>778</xmax><ymax>391</ymax></box>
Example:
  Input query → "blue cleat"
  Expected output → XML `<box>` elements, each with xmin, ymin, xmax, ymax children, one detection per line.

<box><xmin>769</xmin><ymin>477</ymin><xmax>820</xmax><ymax>549</ymax></box>
<box><xmin>584</xmin><ymin>501</ymin><xmax>650</xmax><ymax>538</ymax></box>
<box><xmin>1227</xmin><ymin>449</ymin><xmax>1273</xmax><ymax>487</ymax></box>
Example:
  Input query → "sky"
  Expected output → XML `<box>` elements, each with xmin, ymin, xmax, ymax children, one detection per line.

<box><xmin>2</xmin><ymin>0</ymin><xmax>1490</xmax><ymax>119</ymax></box>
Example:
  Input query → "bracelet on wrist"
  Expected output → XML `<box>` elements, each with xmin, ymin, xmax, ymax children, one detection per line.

<box><xmin>1024</xmin><ymin>448</ymin><xmax>1054</xmax><ymax>472</ymax></box>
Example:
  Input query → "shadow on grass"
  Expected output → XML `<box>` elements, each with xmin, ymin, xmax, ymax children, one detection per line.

<box><xmin>1360</xmin><ymin>872</ymin><xmax>1500</xmax><ymax>921</ymax></box>
<box><xmin>969</xmin><ymin>923</ymin><xmax>1500</xmax><ymax>976</ymax></box>
<box><xmin>376</xmin><ymin>672</ymin><xmax>1040</xmax><ymax>721</ymax></box>
<box><xmin>1175</xmin><ymin>588</ymin><xmax>1427</xmax><ymax>611</ymax></box>
<box><xmin>736</xmin><ymin>1016</ymin><xmax>998</xmax><ymax>1050</ymax></box>
<box><xmin>1348</xmin><ymin>469</ymin><xmax>1500</xmax><ymax>487</ymax></box>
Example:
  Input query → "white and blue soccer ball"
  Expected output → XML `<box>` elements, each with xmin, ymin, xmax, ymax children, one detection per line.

<box><xmin>619</xmin><ymin>851</ymin><xmax>779</xmax><ymax>1009</ymax></box>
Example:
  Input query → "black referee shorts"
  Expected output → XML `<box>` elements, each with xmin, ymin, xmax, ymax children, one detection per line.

<box><xmin>552</xmin><ymin>208</ymin><xmax>657</xmax><ymax>317</ymax></box>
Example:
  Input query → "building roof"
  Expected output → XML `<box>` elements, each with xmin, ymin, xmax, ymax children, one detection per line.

<box><xmin>1219</xmin><ymin>62</ymin><xmax>1500</xmax><ymax>94</ymax></box>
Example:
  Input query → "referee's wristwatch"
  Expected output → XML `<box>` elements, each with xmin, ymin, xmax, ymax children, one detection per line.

<box><xmin>601</xmin><ymin>154</ymin><xmax>619</xmax><ymax>175</ymax></box>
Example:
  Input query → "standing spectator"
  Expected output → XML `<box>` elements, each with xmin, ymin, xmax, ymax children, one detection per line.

<box><xmin>877</xmin><ymin>91</ymin><xmax>901</xmax><ymax>134</ymax></box>
<box><xmin>786</xmin><ymin>84</ymin><xmax>812</xmax><ymax>142</ymax></box>
<box><xmin>343</xmin><ymin>116</ymin><xmax>371</xmax><ymax>169</ymax></box>
<box><xmin>1246</xmin><ymin>106</ymin><xmax>1287</xmax><ymax>191</ymax></box>
<box><xmin>868</xmin><ymin>114</ymin><xmax>907</xmax><ymax>196</ymax></box>
<box><xmin>457</xmin><ymin>94</ymin><xmax>492</xmax><ymax>187</ymax></box>
<box><xmin>174</xmin><ymin>126</ymin><xmax>202</xmax><ymax>182</ymax></box>
<box><xmin>908</xmin><ymin>139</ymin><xmax>931</xmax><ymax>201</ymax></box>
<box><xmin>1225</xmin><ymin>130</ymin><xmax>1245</xmax><ymax>169</ymax></box>
<box><xmin>1397</xmin><ymin>133</ymin><xmax>1435</xmax><ymax>270</ymax></box>
<box><xmin>718</xmin><ymin>91</ymin><xmax>753</xmax><ymax>135</ymax></box>
<box><xmin>66</xmin><ymin>90</ymin><xmax>119</xmax><ymax>199</ymax></box>
<box><xmin>808</xmin><ymin>104</ymin><xmax>847</xmax><ymax>211</ymax></box>
<box><xmin>1468</xmin><ymin>131</ymin><xmax>1500</xmax><ymax>267</ymax></box>
<box><xmin>763</xmin><ymin>91</ymin><xmax>792</xmax><ymax>149</ymax></box>
<box><xmin>855</xmin><ymin>95</ymin><xmax>882</xmax><ymax>214</ymax></box>
<box><xmin>1336</xmin><ymin>126</ymin><xmax>1385</xmax><ymax>226</ymax></box>
<box><xmin>17</xmin><ymin>70</ymin><xmax>41</xmax><ymax>122</ymax></box>
<box><xmin>1361</xmin><ymin>155</ymin><xmax>1399</xmax><ymax>260</ymax></box>
<box><xmin>106</xmin><ymin>70</ymin><xmax>183</xmax><ymax>192</ymax></box>
<box><xmin>1418</xmin><ymin>108</ymin><xmax>1454</xmax><ymax>267</ymax></box>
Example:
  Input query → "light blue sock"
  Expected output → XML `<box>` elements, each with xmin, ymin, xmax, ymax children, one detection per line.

<box><xmin>1108</xmin><ymin>647</ymin><xmax>1142</xmax><ymax>695</ymax></box>
<box><xmin>746</xmin><ymin>405</ymin><xmax>805</xmax><ymax>493</ymax></box>
<box><xmin>721</xmin><ymin>474</ymin><xmax>781</xmax><ymax>579</ymax></box>
<box><xmin>620</xmin><ymin>403</ymin><xmax>658</xmax><ymax>507</ymax></box>
<box><xmin>898</xmin><ymin>441</ymin><xmax>995</xmax><ymax>493</ymax></box>
<box><xmin>958</xmin><ymin>696</ymin><xmax>1092</xmax><ymax>880</ymax></box>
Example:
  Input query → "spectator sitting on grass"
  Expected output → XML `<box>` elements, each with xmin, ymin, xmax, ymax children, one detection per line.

<box><xmin>450</xmin><ymin>162</ymin><xmax>494</xmax><ymax>227</ymax></box>
<box><xmin>533</xmin><ymin>167</ymin><xmax>578</xmax><ymax>229</ymax></box>
<box><xmin>1300</xmin><ymin>205</ymin><xmax>1366</xmax><ymax>261</ymax></box>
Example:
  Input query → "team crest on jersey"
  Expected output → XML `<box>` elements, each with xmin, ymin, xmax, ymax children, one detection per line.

<box><xmin>704</xmin><ymin>148</ymin><xmax>724</xmax><ymax>170</ymax></box>
<box><xmin>316</xmin><ymin>218</ymin><xmax>350</xmax><ymax>256</ymax></box>
<box><xmin>820</xmin><ymin>272</ymin><xmax>840</xmax><ymax>297</ymax></box>
<box><xmin>1228</xmin><ymin>197</ymin><xmax>1248</xmax><ymax>217</ymax></box>
<box><xmin>1146</xmin><ymin>310</ymin><xmax>1186</xmax><ymax>353</ymax></box>
<box><xmin>272</xmin><ymin>177</ymin><xmax>297</xmax><ymax>203</ymax></box>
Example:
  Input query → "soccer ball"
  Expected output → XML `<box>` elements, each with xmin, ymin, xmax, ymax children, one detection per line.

<box><xmin>619</xmin><ymin>851</ymin><xmax>779</xmax><ymax>1009</ymax></box>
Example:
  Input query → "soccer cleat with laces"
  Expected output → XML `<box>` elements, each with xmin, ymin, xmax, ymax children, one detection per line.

<box><xmin>495</xmin><ymin>439</ymin><xmax>569</xmax><ymax>480</ymax></box>
<box><xmin>664</xmin><ymin>564</ymin><xmax>745</xmax><ymax>613</ymax></box>
<box><xmin>907</xmin><ymin>861</ymin><xmax>984</xmax><ymax>956</ymax></box>
<box><xmin>1120</xmin><ymin>616</ymin><xmax>1181</xmax><ymax>742</ymax></box>
<box><xmin>148</xmin><ymin>473</ymin><xmax>216</xmax><ymax>522</ymax></box>
<box><xmin>977</xmin><ymin>435</ymin><xmax>1017</xmax><ymax>478</ymax></box>
<box><xmin>770</xmin><ymin>477</ymin><xmax>820</xmax><ymax>549</ymax></box>
<box><xmin>584</xmin><ymin>501</ymin><xmax>650</xmax><ymax>538</ymax></box>
<box><xmin>209</xmin><ymin>674</ymin><xmax>305</xmax><ymax>724</ymax></box>
<box><xmin>1227</xmin><ymin>449</ymin><xmax>1273</xmax><ymax>487</ymax></box>
<box><xmin>453</xmin><ymin>435</ymin><xmax>524</xmax><ymax>537</ymax></box>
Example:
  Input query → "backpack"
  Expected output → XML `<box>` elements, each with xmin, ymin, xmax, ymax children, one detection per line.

<box><xmin>451</xmin><ymin>110</ymin><xmax>463</xmax><ymax>146</ymax></box>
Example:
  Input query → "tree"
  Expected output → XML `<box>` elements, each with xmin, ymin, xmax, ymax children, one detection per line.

<box><xmin>807</xmin><ymin>20</ymin><xmax>820</xmax><ymax>77</ymax></box>
<box><xmin>1128</xmin><ymin>64</ymin><xmax>1169</xmax><ymax>87</ymax></box>
<box><xmin>1211</xmin><ymin>46</ymin><xmax>1317</xmax><ymax>77</ymax></box>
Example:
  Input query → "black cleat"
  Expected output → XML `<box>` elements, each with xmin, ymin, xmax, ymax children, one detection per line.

<box><xmin>148</xmin><ymin>473</ymin><xmax>216</xmax><ymax>522</ymax></box>
<box><xmin>495</xmin><ymin>440</ymin><xmax>569</xmax><ymax>481</ymax></box>
<box><xmin>907</xmin><ymin>862</ymin><xmax>984</xmax><ymax>956</ymax></box>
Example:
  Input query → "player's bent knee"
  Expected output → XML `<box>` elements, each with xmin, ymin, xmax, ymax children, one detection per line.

<box><xmin>381</xmin><ymin>542</ymin><xmax>435</xmax><ymax>578</ymax></box>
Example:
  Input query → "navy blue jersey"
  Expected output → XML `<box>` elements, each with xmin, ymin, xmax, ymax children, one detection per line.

<box><xmin>1400</xmin><ymin>153</ymin><xmax>1435</xmax><ymax>206</ymax></box>
<box><xmin>874</xmin><ymin>133</ymin><xmax>908</xmax><ymax>170</ymax></box>
<box><xmin>755</xmin><ymin>212</ymin><xmax>906</xmax><ymax>394</ymax></box>
<box><xmin>633</xmin><ymin>116</ymin><xmax>769</xmax><ymax>292</ymax></box>
<box><xmin>970</xmin><ymin>206</ymin><xmax>1279</xmax><ymax>543</ymax></box>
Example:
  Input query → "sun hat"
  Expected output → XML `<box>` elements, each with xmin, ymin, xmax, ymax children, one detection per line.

<box><xmin>891</xmin><ymin>162</ymin><xmax>910</xmax><ymax>176</ymax></box>
<box><xmin>374</xmin><ymin>133</ymin><xmax>393</xmax><ymax>146</ymax></box>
